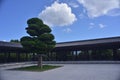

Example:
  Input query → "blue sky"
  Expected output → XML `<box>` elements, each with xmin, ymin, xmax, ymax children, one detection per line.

<box><xmin>0</xmin><ymin>0</ymin><xmax>120</xmax><ymax>42</ymax></box>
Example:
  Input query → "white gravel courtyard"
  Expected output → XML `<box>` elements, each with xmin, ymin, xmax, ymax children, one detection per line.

<box><xmin>0</xmin><ymin>64</ymin><xmax>120</xmax><ymax>80</ymax></box>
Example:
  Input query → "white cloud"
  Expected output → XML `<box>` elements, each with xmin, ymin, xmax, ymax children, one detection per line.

<box><xmin>83</xmin><ymin>9</ymin><xmax>86</xmax><ymax>13</ymax></box>
<box><xmin>99</xmin><ymin>24</ymin><xmax>106</xmax><ymax>28</ymax></box>
<box><xmin>38</xmin><ymin>1</ymin><xmax>77</xmax><ymax>27</ymax></box>
<box><xmin>68</xmin><ymin>2</ymin><xmax>79</xmax><ymax>8</ymax></box>
<box><xmin>107</xmin><ymin>8</ymin><xmax>120</xmax><ymax>16</ymax></box>
<box><xmin>89</xmin><ymin>23</ymin><xmax>106</xmax><ymax>29</ymax></box>
<box><xmin>2</xmin><ymin>40</ymin><xmax>6</xmax><ymax>42</ymax></box>
<box><xmin>79</xmin><ymin>13</ymin><xmax>85</xmax><ymax>19</ymax></box>
<box><xmin>78</xmin><ymin>0</ymin><xmax>120</xmax><ymax>18</ymax></box>
<box><xmin>89</xmin><ymin>22</ymin><xmax>95</xmax><ymax>29</ymax></box>
<box><xmin>90</xmin><ymin>23</ymin><xmax>95</xmax><ymax>26</ymax></box>
<box><xmin>63</xmin><ymin>28</ymin><xmax>72</xmax><ymax>33</ymax></box>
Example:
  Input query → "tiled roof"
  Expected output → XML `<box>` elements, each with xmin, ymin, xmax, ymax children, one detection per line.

<box><xmin>0</xmin><ymin>36</ymin><xmax>120</xmax><ymax>48</ymax></box>
<box><xmin>56</xmin><ymin>36</ymin><xmax>120</xmax><ymax>47</ymax></box>
<box><xmin>0</xmin><ymin>41</ymin><xmax>22</xmax><ymax>48</ymax></box>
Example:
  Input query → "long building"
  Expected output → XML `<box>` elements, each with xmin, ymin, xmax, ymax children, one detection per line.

<box><xmin>0</xmin><ymin>36</ymin><xmax>120</xmax><ymax>63</ymax></box>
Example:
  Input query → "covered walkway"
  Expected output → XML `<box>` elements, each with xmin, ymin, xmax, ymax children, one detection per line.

<box><xmin>50</xmin><ymin>36</ymin><xmax>120</xmax><ymax>61</ymax></box>
<box><xmin>0</xmin><ymin>36</ymin><xmax>120</xmax><ymax>63</ymax></box>
<box><xmin>0</xmin><ymin>41</ymin><xmax>30</xmax><ymax>63</ymax></box>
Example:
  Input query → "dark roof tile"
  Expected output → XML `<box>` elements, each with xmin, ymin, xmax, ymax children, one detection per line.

<box><xmin>56</xmin><ymin>36</ymin><xmax>120</xmax><ymax>47</ymax></box>
<box><xmin>0</xmin><ymin>41</ymin><xmax>22</xmax><ymax>48</ymax></box>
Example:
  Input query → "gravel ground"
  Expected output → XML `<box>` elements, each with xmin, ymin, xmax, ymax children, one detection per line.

<box><xmin>0</xmin><ymin>64</ymin><xmax>120</xmax><ymax>80</ymax></box>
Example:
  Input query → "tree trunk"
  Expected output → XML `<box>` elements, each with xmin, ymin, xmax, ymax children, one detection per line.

<box><xmin>38</xmin><ymin>54</ymin><xmax>42</xmax><ymax>69</ymax></box>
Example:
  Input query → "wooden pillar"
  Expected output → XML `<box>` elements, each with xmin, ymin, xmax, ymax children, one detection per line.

<box><xmin>7</xmin><ymin>52</ymin><xmax>10</xmax><ymax>62</ymax></box>
<box><xmin>56</xmin><ymin>51</ymin><xmax>59</xmax><ymax>61</ymax></box>
<box><xmin>56</xmin><ymin>51</ymin><xmax>58</xmax><ymax>61</ymax></box>
<box><xmin>113</xmin><ymin>48</ymin><xmax>118</xmax><ymax>60</ymax></box>
<box><xmin>71</xmin><ymin>51</ymin><xmax>74</xmax><ymax>61</ymax></box>
<box><xmin>55</xmin><ymin>51</ymin><xmax>58</xmax><ymax>61</ymax></box>
<box><xmin>64</xmin><ymin>51</ymin><xmax>67</xmax><ymax>61</ymax></box>
<box><xmin>75</xmin><ymin>51</ymin><xmax>77</xmax><ymax>61</ymax></box>
<box><xmin>85</xmin><ymin>50</ymin><xmax>89</xmax><ymax>60</ymax></box>
<box><xmin>16</xmin><ymin>53</ymin><xmax>20</xmax><ymax>62</ymax></box>
<box><xmin>88</xmin><ymin>50</ymin><xmax>92</xmax><ymax>60</ymax></box>
<box><xmin>54</xmin><ymin>52</ymin><xmax>57</xmax><ymax>61</ymax></box>
<box><xmin>92</xmin><ymin>49</ymin><xmax>97</xmax><ymax>60</ymax></box>
<box><xmin>4</xmin><ymin>53</ymin><xmax>7</xmax><ymax>63</ymax></box>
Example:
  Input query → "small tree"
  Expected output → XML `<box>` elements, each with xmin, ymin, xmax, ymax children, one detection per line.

<box><xmin>20</xmin><ymin>18</ymin><xmax>56</xmax><ymax>68</ymax></box>
<box><xmin>10</xmin><ymin>39</ymin><xmax>20</xmax><ymax>43</ymax></box>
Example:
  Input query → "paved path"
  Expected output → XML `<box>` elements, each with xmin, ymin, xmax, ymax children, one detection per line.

<box><xmin>0</xmin><ymin>64</ymin><xmax>120</xmax><ymax>80</ymax></box>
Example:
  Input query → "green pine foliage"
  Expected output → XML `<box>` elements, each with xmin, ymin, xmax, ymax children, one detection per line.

<box><xmin>20</xmin><ymin>18</ymin><xmax>56</xmax><ymax>54</ymax></box>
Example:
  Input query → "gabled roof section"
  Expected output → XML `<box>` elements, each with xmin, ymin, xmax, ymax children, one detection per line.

<box><xmin>0</xmin><ymin>41</ymin><xmax>22</xmax><ymax>48</ymax></box>
<box><xmin>0</xmin><ymin>36</ymin><xmax>120</xmax><ymax>49</ymax></box>
<box><xmin>56</xmin><ymin>36</ymin><xmax>120</xmax><ymax>47</ymax></box>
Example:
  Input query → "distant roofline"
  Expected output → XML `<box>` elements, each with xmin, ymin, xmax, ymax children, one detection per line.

<box><xmin>57</xmin><ymin>36</ymin><xmax>120</xmax><ymax>44</ymax></box>
<box><xmin>0</xmin><ymin>36</ymin><xmax>120</xmax><ymax>48</ymax></box>
<box><xmin>0</xmin><ymin>41</ymin><xmax>22</xmax><ymax>48</ymax></box>
<box><xmin>55</xmin><ymin>36</ymin><xmax>120</xmax><ymax>48</ymax></box>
